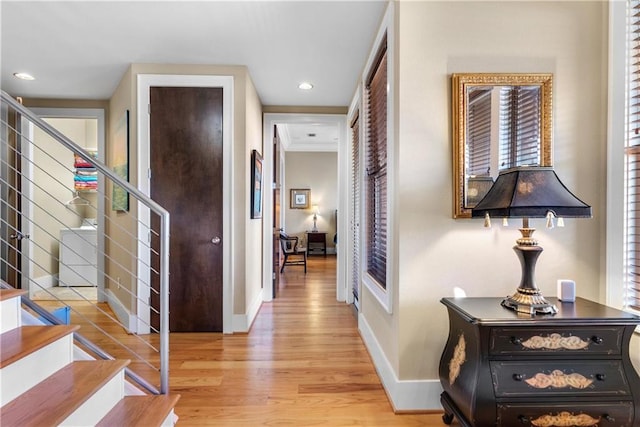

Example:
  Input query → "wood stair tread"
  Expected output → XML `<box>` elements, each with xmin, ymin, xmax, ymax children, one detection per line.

<box><xmin>96</xmin><ymin>394</ymin><xmax>181</xmax><ymax>427</ymax></box>
<box><xmin>0</xmin><ymin>288</ymin><xmax>26</xmax><ymax>301</ymax></box>
<box><xmin>1</xmin><ymin>359</ymin><xmax>130</xmax><ymax>427</ymax></box>
<box><xmin>0</xmin><ymin>325</ymin><xmax>79</xmax><ymax>368</ymax></box>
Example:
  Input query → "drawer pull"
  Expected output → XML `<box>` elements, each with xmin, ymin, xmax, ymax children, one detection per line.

<box><xmin>595</xmin><ymin>373</ymin><xmax>607</xmax><ymax>381</ymax></box>
<box><xmin>603</xmin><ymin>414</ymin><xmax>615</xmax><ymax>422</ymax></box>
<box><xmin>591</xmin><ymin>335</ymin><xmax>603</xmax><ymax>344</ymax></box>
<box><xmin>510</xmin><ymin>336</ymin><xmax>523</xmax><ymax>345</ymax></box>
<box><xmin>518</xmin><ymin>415</ymin><xmax>530</xmax><ymax>424</ymax></box>
<box><xmin>513</xmin><ymin>373</ymin><xmax>525</xmax><ymax>381</ymax></box>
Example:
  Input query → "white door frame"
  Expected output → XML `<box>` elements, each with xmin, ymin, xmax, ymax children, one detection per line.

<box><xmin>137</xmin><ymin>74</ymin><xmax>234</xmax><ymax>334</ymax></box>
<box><xmin>262</xmin><ymin>113</ymin><xmax>349</xmax><ymax>302</ymax></box>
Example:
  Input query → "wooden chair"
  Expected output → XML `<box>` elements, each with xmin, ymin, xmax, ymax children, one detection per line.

<box><xmin>279</xmin><ymin>232</ymin><xmax>307</xmax><ymax>273</ymax></box>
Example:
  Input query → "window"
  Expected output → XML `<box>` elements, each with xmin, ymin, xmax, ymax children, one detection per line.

<box><xmin>365</xmin><ymin>34</ymin><xmax>388</xmax><ymax>288</ymax></box>
<box><xmin>625</xmin><ymin>0</ymin><xmax>640</xmax><ymax>312</ymax></box>
<box><xmin>351</xmin><ymin>110</ymin><xmax>361</xmax><ymax>304</ymax></box>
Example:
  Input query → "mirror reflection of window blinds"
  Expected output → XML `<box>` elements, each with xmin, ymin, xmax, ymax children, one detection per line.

<box><xmin>498</xmin><ymin>86</ymin><xmax>541</xmax><ymax>169</ymax></box>
<box><xmin>467</xmin><ymin>88</ymin><xmax>492</xmax><ymax>176</ymax></box>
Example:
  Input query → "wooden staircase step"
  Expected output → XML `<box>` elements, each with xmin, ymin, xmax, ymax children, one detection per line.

<box><xmin>1</xmin><ymin>360</ymin><xmax>130</xmax><ymax>427</ymax></box>
<box><xmin>96</xmin><ymin>394</ymin><xmax>181</xmax><ymax>427</ymax></box>
<box><xmin>0</xmin><ymin>288</ymin><xmax>26</xmax><ymax>301</ymax></box>
<box><xmin>1</xmin><ymin>289</ymin><xmax>26</xmax><ymax>334</ymax></box>
<box><xmin>0</xmin><ymin>325</ymin><xmax>79</xmax><ymax>368</ymax></box>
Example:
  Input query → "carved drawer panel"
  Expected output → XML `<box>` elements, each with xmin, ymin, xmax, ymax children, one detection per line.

<box><xmin>497</xmin><ymin>402</ymin><xmax>634</xmax><ymax>427</ymax></box>
<box><xmin>490</xmin><ymin>361</ymin><xmax>630</xmax><ymax>397</ymax></box>
<box><xmin>490</xmin><ymin>327</ymin><xmax>623</xmax><ymax>356</ymax></box>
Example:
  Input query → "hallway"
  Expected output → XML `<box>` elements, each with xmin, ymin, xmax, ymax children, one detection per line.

<box><xmin>169</xmin><ymin>255</ymin><xmax>447</xmax><ymax>425</ymax></box>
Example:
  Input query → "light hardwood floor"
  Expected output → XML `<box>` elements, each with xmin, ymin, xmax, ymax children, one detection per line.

<box><xmin>36</xmin><ymin>256</ymin><xmax>454</xmax><ymax>426</ymax></box>
<box><xmin>169</xmin><ymin>255</ymin><xmax>451</xmax><ymax>426</ymax></box>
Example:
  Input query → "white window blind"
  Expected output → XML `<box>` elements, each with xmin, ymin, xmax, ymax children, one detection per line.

<box><xmin>365</xmin><ymin>35</ymin><xmax>388</xmax><ymax>288</ymax></box>
<box><xmin>625</xmin><ymin>0</ymin><xmax>640</xmax><ymax>311</ymax></box>
<box><xmin>351</xmin><ymin>111</ymin><xmax>361</xmax><ymax>302</ymax></box>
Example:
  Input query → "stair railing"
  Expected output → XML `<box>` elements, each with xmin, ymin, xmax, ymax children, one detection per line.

<box><xmin>0</xmin><ymin>90</ymin><xmax>170</xmax><ymax>394</ymax></box>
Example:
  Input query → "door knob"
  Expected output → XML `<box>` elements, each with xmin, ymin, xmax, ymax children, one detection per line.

<box><xmin>10</xmin><ymin>232</ymin><xmax>29</xmax><ymax>240</ymax></box>
<box><xmin>211</xmin><ymin>236</ymin><xmax>221</xmax><ymax>245</ymax></box>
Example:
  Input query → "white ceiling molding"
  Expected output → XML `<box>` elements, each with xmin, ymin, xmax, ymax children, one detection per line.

<box><xmin>278</xmin><ymin>122</ymin><xmax>339</xmax><ymax>152</ymax></box>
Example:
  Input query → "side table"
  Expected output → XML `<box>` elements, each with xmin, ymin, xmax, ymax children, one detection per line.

<box><xmin>306</xmin><ymin>231</ymin><xmax>327</xmax><ymax>256</ymax></box>
<box><xmin>439</xmin><ymin>297</ymin><xmax>640</xmax><ymax>426</ymax></box>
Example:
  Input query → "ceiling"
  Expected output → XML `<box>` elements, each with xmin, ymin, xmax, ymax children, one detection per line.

<box><xmin>2</xmin><ymin>1</ymin><xmax>387</xmax><ymax>152</ymax></box>
<box><xmin>0</xmin><ymin>1</ymin><xmax>387</xmax><ymax>108</ymax></box>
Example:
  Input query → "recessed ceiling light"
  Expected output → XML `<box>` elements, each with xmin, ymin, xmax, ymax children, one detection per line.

<box><xmin>13</xmin><ymin>72</ymin><xmax>35</xmax><ymax>81</ymax></box>
<box><xmin>298</xmin><ymin>82</ymin><xmax>313</xmax><ymax>90</ymax></box>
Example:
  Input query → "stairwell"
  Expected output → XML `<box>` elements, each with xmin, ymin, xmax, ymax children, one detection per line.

<box><xmin>0</xmin><ymin>289</ymin><xmax>180</xmax><ymax>426</ymax></box>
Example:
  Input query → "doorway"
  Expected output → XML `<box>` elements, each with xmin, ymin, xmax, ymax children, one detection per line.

<box><xmin>262</xmin><ymin>114</ymin><xmax>349</xmax><ymax>303</ymax></box>
<box><xmin>20</xmin><ymin>108</ymin><xmax>105</xmax><ymax>300</ymax></box>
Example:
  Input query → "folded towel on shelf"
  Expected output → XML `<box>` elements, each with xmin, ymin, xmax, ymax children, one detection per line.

<box><xmin>74</xmin><ymin>152</ymin><xmax>97</xmax><ymax>168</ymax></box>
<box><xmin>74</xmin><ymin>182</ymin><xmax>97</xmax><ymax>191</ymax></box>
<box><xmin>74</xmin><ymin>174</ymin><xmax>97</xmax><ymax>182</ymax></box>
<box><xmin>75</xmin><ymin>169</ymin><xmax>97</xmax><ymax>176</ymax></box>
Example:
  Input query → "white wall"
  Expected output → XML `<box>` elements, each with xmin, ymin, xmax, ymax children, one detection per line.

<box><xmin>359</xmin><ymin>0</ymin><xmax>608</xmax><ymax>410</ymax></box>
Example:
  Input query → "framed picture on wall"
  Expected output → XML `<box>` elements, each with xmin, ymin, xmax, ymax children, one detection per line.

<box><xmin>251</xmin><ymin>149</ymin><xmax>263</xmax><ymax>219</ymax></box>
<box><xmin>290</xmin><ymin>188</ymin><xmax>310</xmax><ymax>209</ymax></box>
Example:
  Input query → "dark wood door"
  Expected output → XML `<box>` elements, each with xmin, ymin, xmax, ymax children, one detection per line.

<box><xmin>3</xmin><ymin>109</ymin><xmax>22</xmax><ymax>288</ymax></box>
<box><xmin>150</xmin><ymin>87</ymin><xmax>223</xmax><ymax>332</ymax></box>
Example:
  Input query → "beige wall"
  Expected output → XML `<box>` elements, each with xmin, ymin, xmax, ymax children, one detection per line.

<box><xmin>107</xmin><ymin>66</ymin><xmax>136</xmax><ymax>308</ymax></box>
<box><xmin>244</xmin><ymin>74</ymin><xmax>265</xmax><ymax>317</ymax></box>
<box><xmin>360</xmin><ymin>0</ymin><xmax>608</xmax><ymax>383</ymax></box>
<box><xmin>283</xmin><ymin>151</ymin><xmax>338</xmax><ymax>250</ymax></box>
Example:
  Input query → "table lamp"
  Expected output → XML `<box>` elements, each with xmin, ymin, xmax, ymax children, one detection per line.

<box><xmin>471</xmin><ymin>166</ymin><xmax>591</xmax><ymax>315</ymax></box>
<box><xmin>312</xmin><ymin>204</ymin><xmax>319</xmax><ymax>232</ymax></box>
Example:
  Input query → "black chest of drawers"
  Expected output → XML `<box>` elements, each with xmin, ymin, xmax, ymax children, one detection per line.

<box><xmin>439</xmin><ymin>297</ymin><xmax>640</xmax><ymax>427</ymax></box>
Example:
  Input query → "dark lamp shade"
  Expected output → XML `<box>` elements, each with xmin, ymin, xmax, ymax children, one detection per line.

<box><xmin>471</xmin><ymin>167</ymin><xmax>592</xmax><ymax>219</ymax></box>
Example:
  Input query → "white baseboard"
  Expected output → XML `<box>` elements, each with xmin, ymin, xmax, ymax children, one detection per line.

<box><xmin>358</xmin><ymin>313</ymin><xmax>443</xmax><ymax>411</ymax></box>
<box><xmin>232</xmin><ymin>292</ymin><xmax>262</xmax><ymax>333</ymax></box>
<box><xmin>104</xmin><ymin>288</ymin><xmax>137</xmax><ymax>333</ymax></box>
<box><xmin>34</xmin><ymin>274</ymin><xmax>56</xmax><ymax>289</ymax></box>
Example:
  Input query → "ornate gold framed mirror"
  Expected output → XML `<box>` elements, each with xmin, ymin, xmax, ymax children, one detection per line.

<box><xmin>452</xmin><ymin>73</ymin><xmax>553</xmax><ymax>218</ymax></box>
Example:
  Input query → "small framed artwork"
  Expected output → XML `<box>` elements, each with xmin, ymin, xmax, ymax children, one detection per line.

<box><xmin>251</xmin><ymin>149</ymin><xmax>263</xmax><ymax>219</ymax></box>
<box><xmin>290</xmin><ymin>188</ymin><xmax>310</xmax><ymax>209</ymax></box>
<box><xmin>112</xmin><ymin>110</ymin><xmax>129</xmax><ymax>211</ymax></box>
